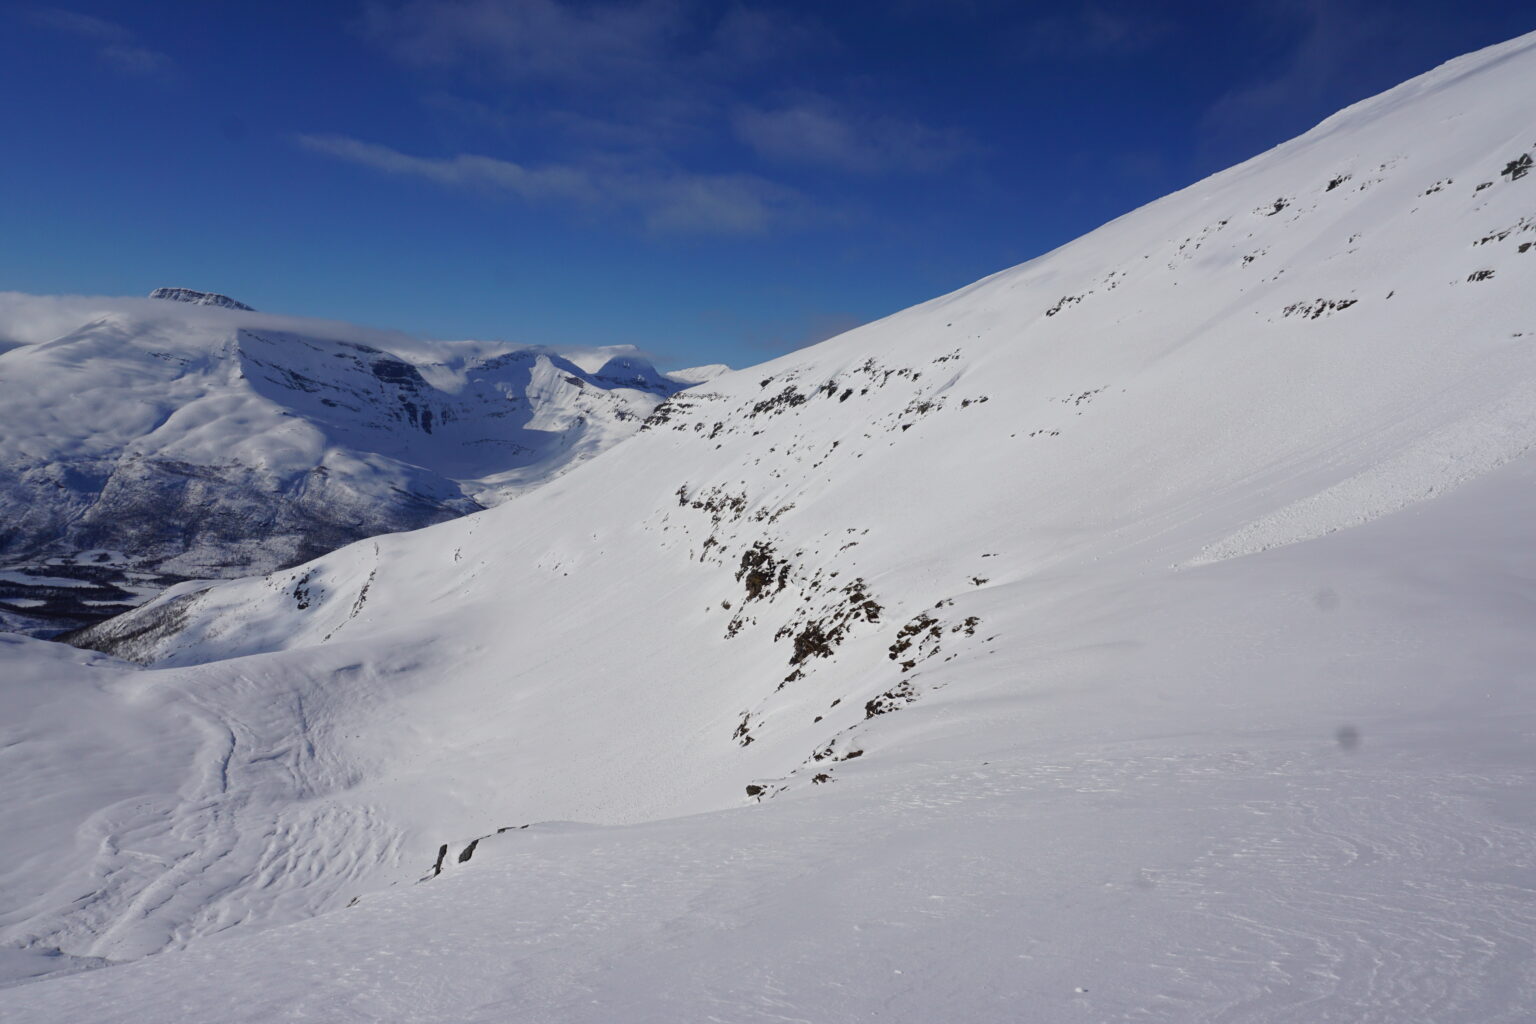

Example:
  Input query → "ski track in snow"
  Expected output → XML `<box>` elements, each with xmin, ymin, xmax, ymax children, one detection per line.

<box><xmin>13</xmin><ymin>670</ymin><xmax>404</xmax><ymax>964</ymax></box>
<box><xmin>5</xmin><ymin>745</ymin><xmax>1532</xmax><ymax>1023</ymax></box>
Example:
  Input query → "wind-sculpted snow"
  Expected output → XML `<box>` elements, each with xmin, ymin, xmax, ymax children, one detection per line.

<box><xmin>5</xmin><ymin>30</ymin><xmax>1536</xmax><ymax>1022</ymax></box>
<box><xmin>0</xmin><ymin>300</ymin><xmax>693</xmax><ymax>635</ymax></box>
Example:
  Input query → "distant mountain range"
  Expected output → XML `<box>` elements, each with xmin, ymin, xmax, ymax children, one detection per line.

<box><xmin>0</xmin><ymin>290</ymin><xmax>709</xmax><ymax>634</ymax></box>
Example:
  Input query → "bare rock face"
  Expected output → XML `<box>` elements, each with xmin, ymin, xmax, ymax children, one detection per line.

<box><xmin>148</xmin><ymin>287</ymin><xmax>256</xmax><ymax>311</ymax></box>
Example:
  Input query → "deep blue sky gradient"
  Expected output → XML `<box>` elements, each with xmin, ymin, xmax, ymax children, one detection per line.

<box><xmin>3</xmin><ymin>1</ymin><xmax>1532</xmax><ymax>368</ymax></box>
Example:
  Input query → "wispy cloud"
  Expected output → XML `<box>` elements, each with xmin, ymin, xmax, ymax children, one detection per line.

<box><xmin>363</xmin><ymin>0</ymin><xmax>688</xmax><ymax>87</ymax></box>
<box><xmin>1022</xmin><ymin>3</ymin><xmax>1169</xmax><ymax>57</ymax></box>
<box><xmin>25</xmin><ymin>7</ymin><xmax>171</xmax><ymax>74</ymax></box>
<box><xmin>362</xmin><ymin>0</ymin><xmax>821</xmax><ymax>87</ymax></box>
<box><xmin>297</xmin><ymin>133</ymin><xmax>597</xmax><ymax>200</ymax></box>
<box><xmin>733</xmin><ymin>99</ymin><xmax>970</xmax><ymax>175</ymax></box>
<box><xmin>343</xmin><ymin>2</ymin><xmax>968</xmax><ymax>230</ymax></box>
<box><xmin>295</xmin><ymin>133</ymin><xmax>809</xmax><ymax>235</ymax></box>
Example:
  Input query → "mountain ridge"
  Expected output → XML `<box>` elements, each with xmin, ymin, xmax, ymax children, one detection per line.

<box><xmin>0</xmin><ymin>296</ymin><xmax>699</xmax><ymax>635</ymax></box>
<box><xmin>148</xmin><ymin>287</ymin><xmax>255</xmax><ymax>311</ymax></box>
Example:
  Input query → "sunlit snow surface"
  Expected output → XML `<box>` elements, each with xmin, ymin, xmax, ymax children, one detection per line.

<box><xmin>4</xmin><ymin>31</ymin><xmax>1536</xmax><ymax>1023</ymax></box>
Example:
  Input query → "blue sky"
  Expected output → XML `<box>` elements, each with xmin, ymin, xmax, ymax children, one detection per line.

<box><xmin>2</xmin><ymin>1</ymin><xmax>1532</xmax><ymax>369</ymax></box>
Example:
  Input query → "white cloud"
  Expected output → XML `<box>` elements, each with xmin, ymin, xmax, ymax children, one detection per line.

<box><xmin>25</xmin><ymin>7</ymin><xmax>172</xmax><ymax>74</ymax></box>
<box><xmin>363</xmin><ymin>0</ymin><xmax>688</xmax><ymax>87</ymax></box>
<box><xmin>364</xmin><ymin>0</ymin><xmax>828</xmax><ymax>86</ymax></box>
<box><xmin>297</xmin><ymin>134</ymin><xmax>598</xmax><ymax>202</ymax></box>
<box><xmin>295</xmin><ymin>133</ymin><xmax>807</xmax><ymax>235</ymax></box>
<box><xmin>732</xmin><ymin>100</ymin><xmax>968</xmax><ymax>175</ymax></box>
<box><xmin>1022</xmin><ymin>3</ymin><xmax>1169</xmax><ymax>57</ymax></box>
<box><xmin>347</xmin><ymin>3</ymin><xmax>962</xmax><ymax>224</ymax></box>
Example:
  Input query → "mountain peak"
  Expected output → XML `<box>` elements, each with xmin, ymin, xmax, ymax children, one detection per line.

<box><xmin>147</xmin><ymin>287</ymin><xmax>255</xmax><ymax>311</ymax></box>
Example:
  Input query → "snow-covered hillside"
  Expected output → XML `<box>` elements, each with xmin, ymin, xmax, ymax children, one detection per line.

<box><xmin>0</xmin><ymin>293</ymin><xmax>694</xmax><ymax>635</ymax></box>
<box><xmin>5</xmin><ymin>31</ymin><xmax>1536</xmax><ymax>1023</ymax></box>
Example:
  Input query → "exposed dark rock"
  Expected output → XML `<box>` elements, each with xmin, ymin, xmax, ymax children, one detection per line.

<box><xmin>736</xmin><ymin>542</ymin><xmax>789</xmax><ymax>602</ymax></box>
<box><xmin>750</xmin><ymin>386</ymin><xmax>809</xmax><ymax>418</ymax></box>
<box><xmin>1282</xmin><ymin>298</ymin><xmax>1358</xmax><ymax>319</ymax></box>
<box><xmin>148</xmin><ymin>287</ymin><xmax>254</xmax><ymax>311</ymax></box>
<box><xmin>865</xmin><ymin>680</ymin><xmax>917</xmax><ymax>718</ymax></box>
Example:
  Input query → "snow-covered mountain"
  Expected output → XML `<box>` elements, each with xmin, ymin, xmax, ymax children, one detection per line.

<box><xmin>5</xmin><ymin>32</ymin><xmax>1536</xmax><ymax>1023</ymax></box>
<box><xmin>0</xmin><ymin>293</ymin><xmax>695</xmax><ymax>635</ymax></box>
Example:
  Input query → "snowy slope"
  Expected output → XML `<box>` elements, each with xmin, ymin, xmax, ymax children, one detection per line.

<box><xmin>665</xmin><ymin>362</ymin><xmax>733</xmax><ymax>385</ymax></box>
<box><xmin>0</xmin><ymin>293</ymin><xmax>693</xmax><ymax>635</ymax></box>
<box><xmin>5</xmin><ymin>31</ymin><xmax>1536</xmax><ymax>1022</ymax></box>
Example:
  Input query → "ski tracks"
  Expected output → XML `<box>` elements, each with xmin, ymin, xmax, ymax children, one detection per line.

<box><xmin>41</xmin><ymin>667</ymin><xmax>404</xmax><ymax>963</ymax></box>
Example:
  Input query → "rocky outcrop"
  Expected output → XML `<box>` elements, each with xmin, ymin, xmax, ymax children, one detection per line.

<box><xmin>148</xmin><ymin>287</ymin><xmax>255</xmax><ymax>311</ymax></box>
